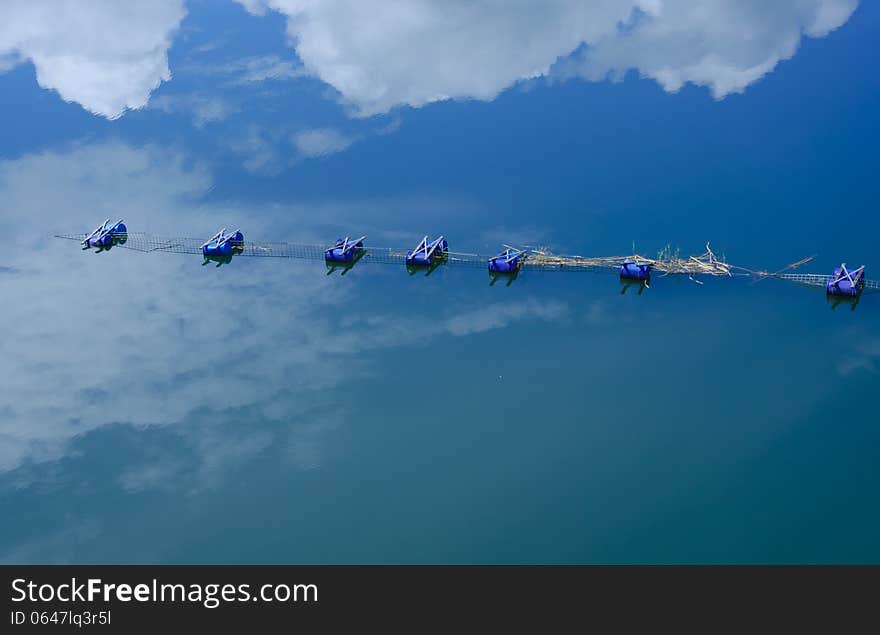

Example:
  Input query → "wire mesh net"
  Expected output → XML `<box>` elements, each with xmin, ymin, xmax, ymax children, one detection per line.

<box><xmin>54</xmin><ymin>232</ymin><xmax>877</xmax><ymax>290</ymax></box>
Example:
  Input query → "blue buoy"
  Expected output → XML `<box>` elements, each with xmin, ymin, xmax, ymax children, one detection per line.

<box><xmin>620</xmin><ymin>259</ymin><xmax>652</xmax><ymax>281</ymax></box>
<box><xmin>203</xmin><ymin>240</ymin><xmax>232</xmax><ymax>257</ymax></box>
<box><xmin>826</xmin><ymin>263</ymin><xmax>865</xmax><ymax>297</ymax></box>
<box><xmin>406</xmin><ymin>235</ymin><xmax>448</xmax><ymax>266</ymax></box>
<box><xmin>113</xmin><ymin>222</ymin><xmax>128</xmax><ymax>245</ymax></box>
<box><xmin>83</xmin><ymin>219</ymin><xmax>127</xmax><ymax>249</ymax></box>
<box><xmin>325</xmin><ymin>236</ymin><xmax>365</xmax><ymax>263</ymax></box>
<box><xmin>202</xmin><ymin>228</ymin><xmax>244</xmax><ymax>258</ymax></box>
<box><xmin>488</xmin><ymin>247</ymin><xmax>525</xmax><ymax>274</ymax></box>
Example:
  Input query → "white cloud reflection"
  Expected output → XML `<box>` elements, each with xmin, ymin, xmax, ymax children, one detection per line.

<box><xmin>239</xmin><ymin>0</ymin><xmax>858</xmax><ymax>116</ymax></box>
<box><xmin>837</xmin><ymin>338</ymin><xmax>880</xmax><ymax>376</ymax></box>
<box><xmin>0</xmin><ymin>0</ymin><xmax>186</xmax><ymax>119</ymax></box>
<box><xmin>0</xmin><ymin>1</ymin><xmax>858</xmax><ymax>120</ymax></box>
<box><xmin>0</xmin><ymin>141</ymin><xmax>567</xmax><ymax>477</ymax></box>
<box><xmin>150</xmin><ymin>93</ymin><xmax>241</xmax><ymax>127</ymax></box>
<box><xmin>293</xmin><ymin>127</ymin><xmax>356</xmax><ymax>158</ymax></box>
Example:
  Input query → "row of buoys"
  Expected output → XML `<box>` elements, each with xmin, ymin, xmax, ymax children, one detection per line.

<box><xmin>76</xmin><ymin>219</ymin><xmax>868</xmax><ymax>299</ymax></box>
<box><xmin>323</xmin><ymin>234</ymin><xmax>866</xmax><ymax>296</ymax></box>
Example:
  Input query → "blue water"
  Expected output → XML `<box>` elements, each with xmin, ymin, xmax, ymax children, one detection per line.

<box><xmin>1</xmin><ymin>250</ymin><xmax>878</xmax><ymax>563</ymax></box>
<box><xmin>1</xmin><ymin>1</ymin><xmax>878</xmax><ymax>564</ymax></box>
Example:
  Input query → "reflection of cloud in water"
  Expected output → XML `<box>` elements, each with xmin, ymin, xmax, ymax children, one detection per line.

<box><xmin>0</xmin><ymin>1</ymin><xmax>185</xmax><ymax>119</ymax></box>
<box><xmin>115</xmin><ymin>405</ymin><xmax>342</xmax><ymax>495</ymax></box>
<box><xmin>0</xmin><ymin>141</ymin><xmax>567</xmax><ymax>475</ymax></box>
<box><xmin>837</xmin><ymin>338</ymin><xmax>880</xmax><ymax>376</ymax></box>
<box><xmin>0</xmin><ymin>518</ymin><xmax>103</xmax><ymax>565</ymax></box>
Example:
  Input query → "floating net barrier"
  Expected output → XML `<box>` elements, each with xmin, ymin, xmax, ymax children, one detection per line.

<box><xmin>56</xmin><ymin>232</ymin><xmax>489</xmax><ymax>268</ymax></box>
<box><xmin>771</xmin><ymin>273</ymin><xmax>879</xmax><ymax>291</ymax></box>
<box><xmin>54</xmin><ymin>233</ymin><xmax>746</xmax><ymax>275</ymax></box>
<box><xmin>53</xmin><ymin>231</ymin><xmax>878</xmax><ymax>293</ymax></box>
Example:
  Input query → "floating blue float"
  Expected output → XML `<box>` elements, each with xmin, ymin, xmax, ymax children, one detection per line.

<box><xmin>82</xmin><ymin>218</ymin><xmax>127</xmax><ymax>249</ymax></box>
<box><xmin>826</xmin><ymin>263</ymin><xmax>865</xmax><ymax>297</ymax></box>
<box><xmin>325</xmin><ymin>236</ymin><xmax>365</xmax><ymax>263</ymax></box>
<box><xmin>202</xmin><ymin>228</ymin><xmax>244</xmax><ymax>258</ymax></box>
<box><xmin>488</xmin><ymin>246</ymin><xmax>526</xmax><ymax>274</ymax></box>
<box><xmin>406</xmin><ymin>235</ymin><xmax>448</xmax><ymax>266</ymax></box>
<box><xmin>620</xmin><ymin>259</ymin><xmax>652</xmax><ymax>281</ymax></box>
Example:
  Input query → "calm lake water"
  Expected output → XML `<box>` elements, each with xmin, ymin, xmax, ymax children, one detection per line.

<box><xmin>1</xmin><ymin>0</ymin><xmax>878</xmax><ymax>563</ymax></box>
<box><xmin>2</xmin><ymin>238</ymin><xmax>878</xmax><ymax>563</ymax></box>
